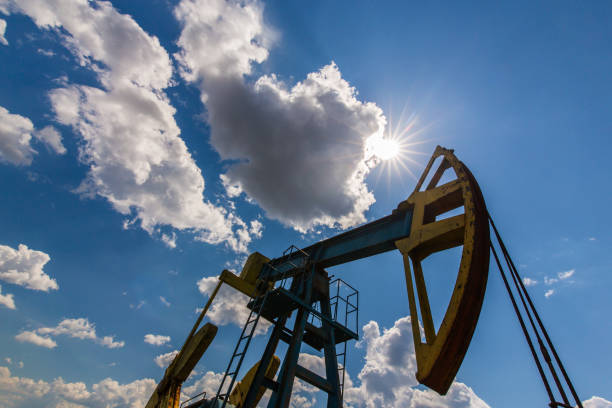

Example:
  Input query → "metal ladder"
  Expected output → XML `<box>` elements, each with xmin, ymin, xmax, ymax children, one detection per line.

<box><xmin>330</xmin><ymin>278</ymin><xmax>358</xmax><ymax>406</ymax></box>
<box><xmin>213</xmin><ymin>289</ymin><xmax>271</xmax><ymax>407</ymax></box>
<box><xmin>336</xmin><ymin>341</ymin><xmax>347</xmax><ymax>404</ymax></box>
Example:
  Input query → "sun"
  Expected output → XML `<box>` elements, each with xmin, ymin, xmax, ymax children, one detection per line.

<box><xmin>364</xmin><ymin>110</ymin><xmax>429</xmax><ymax>184</ymax></box>
<box><xmin>370</xmin><ymin>136</ymin><xmax>400</xmax><ymax>161</ymax></box>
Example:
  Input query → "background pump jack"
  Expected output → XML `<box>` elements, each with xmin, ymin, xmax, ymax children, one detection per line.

<box><xmin>146</xmin><ymin>146</ymin><xmax>582</xmax><ymax>408</ymax></box>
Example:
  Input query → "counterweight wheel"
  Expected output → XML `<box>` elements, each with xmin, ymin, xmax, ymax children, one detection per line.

<box><xmin>395</xmin><ymin>146</ymin><xmax>490</xmax><ymax>395</ymax></box>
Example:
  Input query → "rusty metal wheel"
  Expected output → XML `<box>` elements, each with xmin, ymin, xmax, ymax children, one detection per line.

<box><xmin>395</xmin><ymin>146</ymin><xmax>490</xmax><ymax>395</ymax></box>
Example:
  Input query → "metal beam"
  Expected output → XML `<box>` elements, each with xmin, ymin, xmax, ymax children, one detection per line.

<box><xmin>264</xmin><ymin>208</ymin><xmax>413</xmax><ymax>281</ymax></box>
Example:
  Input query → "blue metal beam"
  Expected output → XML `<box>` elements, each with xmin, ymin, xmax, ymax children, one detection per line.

<box><xmin>263</xmin><ymin>207</ymin><xmax>413</xmax><ymax>280</ymax></box>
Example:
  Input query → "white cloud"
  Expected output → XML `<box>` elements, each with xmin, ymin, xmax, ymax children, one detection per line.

<box><xmin>130</xmin><ymin>300</ymin><xmax>145</xmax><ymax>310</ymax></box>
<box><xmin>0</xmin><ymin>106</ymin><xmax>65</xmax><ymax>165</ymax></box>
<box><xmin>182</xmin><ymin>370</ymin><xmax>223</xmax><ymax>400</ymax></box>
<box><xmin>22</xmin><ymin>318</ymin><xmax>124</xmax><ymax>349</ymax></box>
<box><xmin>98</xmin><ymin>336</ymin><xmax>124</xmax><ymax>349</ymax></box>
<box><xmin>558</xmin><ymin>269</ymin><xmax>575</xmax><ymax>280</ymax></box>
<box><xmin>522</xmin><ymin>277</ymin><xmax>537</xmax><ymax>287</ymax></box>
<box><xmin>544</xmin><ymin>276</ymin><xmax>558</xmax><ymax>286</ymax></box>
<box><xmin>144</xmin><ymin>334</ymin><xmax>170</xmax><ymax>346</ymax></box>
<box><xmin>584</xmin><ymin>396</ymin><xmax>612</xmax><ymax>408</ymax></box>
<box><xmin>159</xmin><ymin>296</ymin><xmax>171</xmax><ymax>307</ymax></box>
<box><xmin>340</xmin><ymin>316</ymin><xmax>490</xmax><ymax>408</ymax></box>
<box><xmin>0</xmin><ymin>366</ymin><xmax>52</xmax><ymax>403</ymax></box>
<box><xmin>5</xmin><ymin>0</ymin><xmax>258</xmax><ymax>253</ymax></box>
<box><xmin>0</xmin><ymin>18</ymin><xmax>7</xmax><ymax>45</ymax></box>
<box><xmin>154</xmin><ymin>350</ymin><xmax>178</xmax><ymax>368</ymax></box>
<box><xmin>173</xmin><ymin>0</ymin><xmax>271</xmax><ymax>81</ymax></box>
<box><xmin>250</xmin><ymin>220</ymin><xmax>263</xmax><ymax>239</ymax></box>
<box><xmin>0</xmin><ymin>244</ymin><xmax>58</xmax><ymax>291</ymax></box>
<box><xmin>174</xmin><ymin>0</ymin><xmax>386</xmax><ymax>232</ymax></box>
<box><xmin>161</xmin><ymin>232</ymin><xmax>177</xmax><ymax>249</ymax></box>
<box><xmin>37</xmin><ymin>48</ymin><xmax>55</xmax><ymax>57</ymax></box>
<box><xmin>545</xmin><ymin>289</ymin><xmax>555</xmax><ymax>299</ymax></box>
<box><xmin>0</xmin><ymin>106</ymin><xmax>37</xmax><ymax>165</ymax></box>
<box><xmin>34</xmin><ymin>126</ymin><xmax>66</xmax><ymax>154</ymax></box>
<box><xmin>0</xmin><ymin>365</ymin><xmax>156</xmax><ymax>408</ymax></box>
<box><xmin>0</xmin><ymin>349</ymin><xmax>603</xmax><ymax>408</ymax></box>
<box><xmin>38</xmin><ymin>318</ymin><xmax>96</xmax><ymax>340</ymax></box>
<box><xmin>15</xmin><ymin>331</ymin><xmax>57</xmax><ymax>349</ymax></box>
<box><xmin>588</xmin><ymin>237</ymin><xmax>597</xmax><ymax>242</ymax></box>
<box><xmin>0</xmin><ymin>285</ymin><xmax>16</xmax><ymax>309</ymax></box>
<box><xmin>197</xmin><ymin>275</ymin><xmax>270</xmax><ymax>335</ymax></box>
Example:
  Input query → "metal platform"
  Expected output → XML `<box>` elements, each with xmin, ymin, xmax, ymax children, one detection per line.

<box><xmin>247</xmin><ymin>287</ymin><xmax>358</xmax><ymax>350</ymax></box>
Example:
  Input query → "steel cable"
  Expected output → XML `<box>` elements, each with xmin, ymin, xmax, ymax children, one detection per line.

<box><xmin>488</xmin><ymin>213</ymin><xmax>583</xmax><ymax>408</ymax></box>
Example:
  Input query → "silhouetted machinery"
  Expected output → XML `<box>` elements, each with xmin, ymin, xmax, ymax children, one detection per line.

<box><xmin>145</xmin><ymin>147</ymin><xmax>582</xmax><ymax>408</ymax></box>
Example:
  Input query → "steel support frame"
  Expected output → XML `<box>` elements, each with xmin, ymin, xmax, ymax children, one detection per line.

<box><xmin>242</xmin><ymin>265</ymin><xmax>346</xmax><ymax>408</ymax></box>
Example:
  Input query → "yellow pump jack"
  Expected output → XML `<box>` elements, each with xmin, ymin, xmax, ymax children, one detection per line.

<box><xmin>146</xmin><ymin>253</ymin><xmax>275</xmax><ymax>408</ymax></box>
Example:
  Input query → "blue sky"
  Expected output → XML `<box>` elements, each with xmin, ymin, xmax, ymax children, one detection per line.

<box><xmin>0</xmin><ymin>1</ymin><xmax>611</xmax><ymax>407</ymax></box>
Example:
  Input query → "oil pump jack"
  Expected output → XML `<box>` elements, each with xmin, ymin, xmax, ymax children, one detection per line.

<box><xmin>145</xmin><ymin>146</ymin><xmax>583</xmax><ymax>408</ymax></box>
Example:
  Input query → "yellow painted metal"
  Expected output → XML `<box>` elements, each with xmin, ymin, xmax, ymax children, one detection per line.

<box><xmin>229</xmin><ymin>355</ymin><xmax>281</xmax><ymax>407</ymax></box>
<box><xmin>239</xmin><ymin>252</ymin><xmax>270</xmax><ymax>285</ymax></box>
<box><xmin>220</xmin><ymin>269</ymin><xmax>258</xmax><ymax>298</ymax></box>
<box><xmin>143</xmin><ymin>146</ymin><xmax>490</xmax><ymax>402</ymax></box>
<box><xmin>395</xmin><ymin>146</ymin><xmax>490</xmax><ymax>395</ymax></box>
<box><xmin>144</xmin><ymin>252</ymin><xmax>273</xmax><ymax>408</ymax></box>
<box><xmin>145</xmin><ymin>323</ymin><xmax>218</xmax><ymax>408</ymax></box>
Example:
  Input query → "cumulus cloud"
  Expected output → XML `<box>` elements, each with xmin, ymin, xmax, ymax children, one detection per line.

<box><xmin>0</xmin><ymin>106</ymin><xmax>37</xmax><ymax>165</ymax></box>
<box><xmin>0</xmin><ymin>18</ymin><xmax>7</xmax><ymax>45</ymax></box>
<box><xmin>15</xmin><ymin>331</ymin><xmax>57</xmax><ymax>349</ymax></box>
<box><xmin>98</xmin><ymin>336</ymin><xmax>124</xmax><ymax>349</ymax></box>
<box><xmin>0</xmin><ymin>347</ymin><xmax>604</xmax><ymax>408</ymax></box>
<box><xmin>130</xmin><ymin>300</ymin><xmax>145</xmax><ymax>310</ymax></box>
<box><xmin>238</xmin><ymin>318</ymin><xmax>490</xmax><ymax>408</ymax></box>
<box><xmin>4</xmin><ymin>0</ymin><xmax>258</xmax><ymax>252</ymax></box>
<box><xmin>522</xmin><ymin>277</ymin><xmax>537</xmax><ymax>287</ymax></box>
<box><xmin>144</xmin><ymin>334</ymin><xmax>171</xmax><ymax>346</ymax></box>
<box><xmin>174</xmin><ymin>0</ymin><xmax>386</xmax><ymax>232</ymax></box>
<box><xmin>340</xmin><ymin>316</ymin><xmax>490</xmax><ymax>408</ymax></box>
<box><xmin>34</xmin><ymin>126</ymin><xmax>67</xmax><ymax>154</ymax></box>
<box><xmin>544</xmin><ymin>276</ymin><xmax>558</xmax><ymax>286</ymax></box>
<box><xmin>182</xmin><ymin>370</ymin><xmax>223</xmax><ymax>400</ymax></box>
<box><xmin>197</xmin><ymin>275</ymin><xmax>270</xmax><ymax>335</ymax></box>
<box><xmin>0</xmin><ymin>243</ymin><xmax>58</xmax><ymax>291</ymax></box>
<box><xmin>0</xmin><ymin>365</ymin><xmax>156</xmax><ymax>408</ymax></box>
<box><xmin>0</xmin><ymin>106</ymin><xmax>65</xmax><ymax>165</ymax></box>
<box><xmin>38</xmin><ymin>318</ymin><xmax>96</xmax><ymax>339</ymax></box>
<box><xmin>0</xmin><ymin>285</ymin><xmax>15</xmax><ymax>309</ymax></box>
<box><xmin>159</xmin><ymin>296</ymin><xmax>171</xmax><ymax>307</ymax></box>
<box><xmin>584</xmin><ymin>396</ymin><xmax>612</xmax><ymax>408</ymax></box>
<box><xmin>161</xmin><ymin>232</ymin><xmax>177</xmax><ymax>249</ymax></box>
<box><xmin>541</xmin><ymin>269</ymin><xmax>576</xmax><ymax>298</ymax></box>
<box><xmin>154</xmin><ymin>350</ymin><xmax>178</xmax><ymax>368</ymax></box>
<box><xmin>18</xmin><ymin>318</ymin><xmax>124</xmax><ymax>349</ymax></box>
<box><xmin>558</xmin><ymin>269</ymin><xmax>575</xmax><ymax>280</ymax></box>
